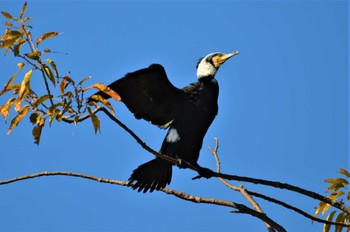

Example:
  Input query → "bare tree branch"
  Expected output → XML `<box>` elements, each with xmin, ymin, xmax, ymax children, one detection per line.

<box><xmin>0</xmin><ymin>171</ymin><xmax>286</xmax><ymax>232</ymax></box>
<box><xmin>208</xmin><ymin>138</ymin><xmax>350</xmax><ymax>228</ymax></box>
<box><xmin>96</xmin><ymin>106</ymin><xmax>350</xmax><ymax>215</ymax></box>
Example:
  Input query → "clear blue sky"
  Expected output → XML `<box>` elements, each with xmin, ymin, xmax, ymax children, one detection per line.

<box><xmin>0</xmin><ymin>1</ymin><xmax>348</xmax><ymax>231</ymax></box>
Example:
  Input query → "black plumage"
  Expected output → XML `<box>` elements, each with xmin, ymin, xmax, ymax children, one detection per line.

<box><xmin>90</xmin><ymin>51</ymin><xmax>238</xmax><ymax>193</ymax></box>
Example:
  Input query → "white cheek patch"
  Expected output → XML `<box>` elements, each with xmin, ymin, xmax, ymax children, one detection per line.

<box><xmin>197</xmin><ymin>59</ymin><xmax>217</xmax><ymax>78</ymax></box>
<box><xmin>166</xmin><ymin>128</ymin><xmax>181</xmax><ymax>143</ymax></box>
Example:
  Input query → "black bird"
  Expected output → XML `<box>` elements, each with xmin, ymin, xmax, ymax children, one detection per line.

<box><xmin>90</xmin><ymin>51</ymin><xmax>238</xmax><ymax>193</ymax></box>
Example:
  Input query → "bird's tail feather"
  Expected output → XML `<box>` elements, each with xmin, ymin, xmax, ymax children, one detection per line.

<box><xmin>128</xmin><ymin>158</ymin><xmax>172</xmax><ymax>193</ymax></box>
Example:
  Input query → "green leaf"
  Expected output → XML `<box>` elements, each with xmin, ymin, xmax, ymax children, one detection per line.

<box><xmin>323</xmin><ymin>210</ymin><xmax>336</xmax><ymax>232</ymax></box>
<box><xmin>36</xmin><ymin>32</ymin><xmax>59</xmax><ymax>45</ymax></box>
<box><xmin>15</xmin><ymin>69</ymin><xmax>32</xmax><ymax>111</ymax></box>
<box><xmin>1</xmin><ymin>12</ymin><xmax>13</xmax><ymax>20</ymax></box>
<box><xmin>7</xmin><ymin>105</ymin><xmax>30</xmax><ymax>134</ymax></box>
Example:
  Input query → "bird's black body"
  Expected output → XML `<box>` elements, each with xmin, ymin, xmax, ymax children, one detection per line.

<box><xmin>91</xmin><ymin>52</ymin><xmax>238</xmax><ymax>193</ymax></box>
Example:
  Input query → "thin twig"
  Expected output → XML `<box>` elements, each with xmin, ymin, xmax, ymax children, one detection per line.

<box><xmin>210</xmin><ymin>138</ymin><xmax>275</xmax><ymax>232</ymax></box>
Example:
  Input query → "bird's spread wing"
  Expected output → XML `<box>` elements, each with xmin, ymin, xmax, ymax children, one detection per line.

<box><xmin>92</xmin><ymin>64</ymin><xmax>185</xmax><ymax>128</ymax></box>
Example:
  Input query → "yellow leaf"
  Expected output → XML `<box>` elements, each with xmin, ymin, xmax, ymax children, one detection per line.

<box><xmin>46</xmin><ymin>59</ymin><xmax>58</xmax><ymax>80</ymax></box>
<box><xmin>1</xmin><ymin>12</ymin><xmax>13</xmax><ymax>20</ymax></box>
<box><xmin>15</xmin><ymin>69</ymin><xmax>32</xmax><ymax>111</ymax></box>
<box><xmin>32</xmin><ymin>123</ymin><xmax>44</xmax><ymax>145</ymax></box>
<box><xmin>33</xmin><ymin>94</ymin><xmax>52</xmax><ymax>110</ymax></box>
<box><xmin>323</xmin><ymin>211</ymin><xmax>336</xmax><ymax>232</ymax></box>
<box><xmin>86</xmin><ymin>83</ymin><xmax>121</xmax><ymax>102</ymax></box>
<box><xmin>7</xmin><ymin>105</ymin><xmax>30</xmax><ymax>135</ymax></box>
<box><xmin>42</xmin><ymin>64</ymin><xmax>55</xmax><ymax>86</ymax></box>
<box><xmin>335</xmin><ymin>212</ymin><xmax>346</xmax><ymax>232</ymax></box>
<box><xmin>0</xmin><ymin>62</ymin><xmax>25</xmax><ymax>96</ymax></box>
<box><xmin>88</xmin><ymin>107</ymin><xmax>100</xmax><ymax>134</ymax></box>
<box><xmin>0</xmin><ymin>97</ymin><xmax>16</xmax><ymax>120</ymax></box>
<box><xmin>36</xmin><ymin>32</ymin><xmax>59</xmax><ymax>45</ymax></box>
<box><xmin>340</xmin><ymin>168</ymin><xmax>350</xmax><ymax>178</ymax></box>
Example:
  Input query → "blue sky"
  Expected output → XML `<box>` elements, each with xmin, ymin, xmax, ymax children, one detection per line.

<box><xmin>0</xmin><ymin>1</ymin><xmax>348</xmax><ymax>231</ymax></box>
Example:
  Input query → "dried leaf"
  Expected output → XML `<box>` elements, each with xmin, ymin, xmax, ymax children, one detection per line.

<box><xmin>4</xmin><ymin>22</ymin><xmax>13</xmax><ymax>27</ymax></box>
<box><xmin>88</xmin><ymin>107</ymin><xmax>100</xmax><ymax>134</ymax></box>
<box><xmin>1</xmin><ymin>12</ymin><xmax>13</xmax><ymax>20</ymax></box>
<box><xmin>7</xmin><ymin>105</ymin><xmax>30</xmax><ymax>135</ymax></box>
<box><xmin>328</xmin><ymin>191</ymin><xmax>344</xmax><ymax>201</ymax></box>
<box><xmin>30</xmin><ymin>112</ymin><xmax>42</xmax><ymax>125</ymax></box>
<box><xmin>42</xmin><ymin>64</ymin><xmax>55</xmax><ymax>86</ymax></box>
<box><xmin>323</xmin><ymin>211</ymin><xmax>336</xmax><ymax>232</ymax></box>
<box><xmin>89</xmin><ymin>95</ymin><xmax>115</xmax><ymax>115</ymax></box>
<box><xmin>335</xmin><ymin>212</ymin><xmax>346</xmax><ymax>232</ymax></box>
<box><xmin>15</xmin><ymin>69</ymin><xmax>32</xmax><ymax>111</ymax></box>
<box><xmin>340</xmin><ymin>168</ymin><xmax>350</xmax><ymax>178</ymax></box>
<box><xmin>46</xmin><ymin>59</ymin><xmax>58</xmax><ymax>81</ymax></box>
<box><xmin>0</xmin><ymin>97</ymin><xmax>16</xmax><ymax>120</ymax></box>
<box><xmin>326</xmin><ymin>178</ymin><xmax>348</xmax><ymax>192</ymax></box>
<box><xmin>36</xmin><ymin>32</ymin><xmax>59</xmax><ymax>45</ymax></box>
<box><xmin>19</xmin><ymin>2</ymin><xmax>28</xmax><ymax>20</ymax></box>
<box><xmin>78</xmin><ymin>76</ymin><xmax>91</xmax><ymax>86</ymax></box>
<box><xmin>25</xmin><ymin>51</ymin><xmax>42</xmax><ymax>60</ymax></box>
<box><xmin>33</xmin><ymin>94</ymin><xmax>52</xmax><ymax>110</ymax></box>
<box><xmin>32</xmin><ymin>123</ymin><xmax>44</xmax><ymax>145</ymax></box>
<box><xmin>0</xmin><ymin>62</ymin><xmax>25</xmax><ymax>96</ymax></box>
<box><xmin>86</xmin><ymin>83</ymin><xmax>121</xmax><ymax>101</ymax></box>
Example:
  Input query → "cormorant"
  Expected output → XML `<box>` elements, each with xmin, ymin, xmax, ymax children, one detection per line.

<box><xmin>90</xmin><ymin>51</ymin><xmax>238</xmax><ymax>193</ymax></box>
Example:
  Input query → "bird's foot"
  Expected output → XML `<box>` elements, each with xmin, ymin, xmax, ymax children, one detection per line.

<box><xmin>192</xmin><ymin>166</ymin><xmax>216</xmax><ymax>180</ymax></box>
<box><xmin>176</xmin><ymin>158</ymin><xmax>192</xmax><ymax>169</ymax></box>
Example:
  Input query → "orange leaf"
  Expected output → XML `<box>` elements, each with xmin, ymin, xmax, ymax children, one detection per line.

<box><xmin>86</xmin><ymin>83</ymin><xmax>121</xmax><ymax>101</ymax></box>
<box><xmin>89</xmin><ymin>95</ymin><xmax>115</xmax><ymax>115</ymax></box>
<box><xmin>0</xmin><ymin>97</ymin><xmax>16</xmax><ymax>120</ymax></box>
<box><xmin>36</xmin><ymin>32</ymin><xmax>59</xmax><ymax>45</ymax></box>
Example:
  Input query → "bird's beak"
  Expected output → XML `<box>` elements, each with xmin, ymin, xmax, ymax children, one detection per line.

<box><xmin>214</xmin><ymin>51</ymin><xmax>239</xmax><ymax>67</ymax></box>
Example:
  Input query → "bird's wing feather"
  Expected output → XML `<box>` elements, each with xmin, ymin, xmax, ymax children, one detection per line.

<box><xmin>93</xmin><ymin>64</ymin><xmax>185</xmax><ymax>128</ymax></box>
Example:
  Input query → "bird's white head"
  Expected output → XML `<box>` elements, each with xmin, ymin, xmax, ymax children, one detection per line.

<box><xmin>196</xmin><ymin>51</ymin><xmax>239</xmax><ymax>80</ymax></box>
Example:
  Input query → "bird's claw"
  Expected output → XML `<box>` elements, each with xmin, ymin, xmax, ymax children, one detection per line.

<box><xmin>192</xmin><ymin>167</ymin><xmax>215</xmax><ymax>180</ymax></box>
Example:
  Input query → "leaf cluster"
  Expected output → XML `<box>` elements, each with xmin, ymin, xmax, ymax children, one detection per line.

<box><xmin>314</xmin><ymin>168</ymin><xmax>350</xmax><ymax>232</ymax></box>
<box><xmin>0</xmin><ymin>3</ymin><xmax>119</xmax><ymax>144</ymax></box>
